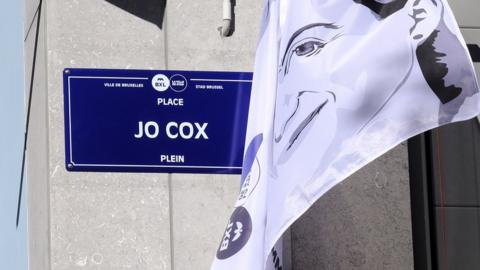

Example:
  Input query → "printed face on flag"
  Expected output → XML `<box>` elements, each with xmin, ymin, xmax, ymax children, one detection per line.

<box><xmin>273</xmin><ymin>0</ymin><xmax>465</xmax><ymax>179</ymax></box>
<box><xmin>212</xmin><ymin>0</ymin><xmax>479</xmax><ymax>269</ymax></box>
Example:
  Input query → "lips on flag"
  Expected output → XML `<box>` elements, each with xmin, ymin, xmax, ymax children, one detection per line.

<box><xmin>211</xmin><ymin>0</ymin><xmax>480</xmax><ymax>269</ymax></box>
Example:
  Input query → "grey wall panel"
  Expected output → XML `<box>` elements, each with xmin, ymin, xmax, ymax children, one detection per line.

<box><xmin>291</xmin><ymin>144</ymin><xmax>414</xmax><ymax>270</ymax></box>
<box><xmin>50</xmin><ymin>177</ymin><xmax>171</xmax><ymax>270</ymax></box>
<box><xmin>25</xmin><ymin>2</ymin><xmax>51</xmax><ymax>269</ymax></box>
<box><xmin>165</xmin><ymin>0</ymin><xmax>263</xmax><ymax>269</ymax></box>
<box><xmin>448</xmin><ymin>0</ymin><xmax>480</xmax><ymax>29</ymax></box>
<box><xmin>430</xmin><ymin>122</ymin><xmax>480</xmax><ymax>207</ymax></box>
<box><xmin>169</xmin><ymin>175</ymin><xmax>239</xmax><ymax>270</ymax></box>
<box><xmin>165</xmin><ymin>0</ymin><xmax>260</xmax><ymax>71</ymax></box>
<box><xmin>434</xmin><ymin>207</ymin><xmax>480</xmax><ymax>270</ymax></box>
<box><xmin>46</xmin><ymin>0</ymin><xmax>171</xmax><ymax>269</ymax></box>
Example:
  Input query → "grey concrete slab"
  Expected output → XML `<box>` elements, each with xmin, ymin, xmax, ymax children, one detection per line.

<box><xmin>165</xmin><ymin>0</ymin><xmax>261</xmax><ymax>71</ymax></box>
<box><xmin>291</xmin><ymin>143</ymin><xmax>413</xmax><ymax>270</ymax></box>
<box><xmin>434</xmin><ymin>207</ymin><xmax>480</xmax><ymax>270</ymax></box>
<box><xmin>46</xmin><ymin>0</ymin><xmax>170</xmax><ymax>269</ymax></box>
<box><xmin>431</xmin><ymin>120</ymin><xmax>480</xmax><ymax>207</ymax></box>
<box><xmin>46</xmin><ymin>0</ymin><xmax>166</xmax><ymax>70</ymax></box>
<box><xmin>26</xmin><ymin>3</ymin><xmax>50</xmax><ymax>269</ymax></box>
<box><xmin>449</xmin><ymin>0</ymin><xmax>480</xmax><ymax>29</ymax></box>
<box><xmin>170</xmin><ymin>174</ymin><xmax>240</xmax><ymax>270</ymax></box>
<box><xmin>50</xmin><ymin>176</ymin><xmax>170</xmax><ymax>270</ymax></box>
<box><xmin>165</xmin><ymin>0</ymin><xmax>263</xmax><ymax>269</ymax></box>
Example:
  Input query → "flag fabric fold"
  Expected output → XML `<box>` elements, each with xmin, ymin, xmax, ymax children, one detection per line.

<box><xmin>212</xmin><ymin>0</ymin><xmax>480</xmax><ymax>269</ymax></box>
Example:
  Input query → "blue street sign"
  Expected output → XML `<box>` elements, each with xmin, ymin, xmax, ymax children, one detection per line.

<box><xmin>63</xmin><ymin>68</ymin><xmax>252</xmax><ymax>174</ymax></box>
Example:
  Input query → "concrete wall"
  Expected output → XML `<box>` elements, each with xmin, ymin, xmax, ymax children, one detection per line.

<box><xmin>27</xmin><ymin>0</ymin><xmax>414</xmax><ymax>269</ymax></box>
<box><xmin>39</xmin><ymin>0</ymin><xmax>261</xmax><ymax>269</ymax></box>
<box><xmin>25</xmin><ymin>0</ymin><xmax>50</xmax><ymax>269</ymax></box>
<box><xmin>46</xmin><ymin>1</ymin><xmax>170</xmax><ymax>269</ymax></box>
<box><xmin>291</xmin><ymin>144</ymin><xmax>413</xmax><ymax>269</ymax></box>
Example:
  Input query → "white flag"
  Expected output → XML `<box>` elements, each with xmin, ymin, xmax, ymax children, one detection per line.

<box><xmin>212</xmin><ymin>0</ymin><xmax>480</xmax><ymax>269</ymax></box>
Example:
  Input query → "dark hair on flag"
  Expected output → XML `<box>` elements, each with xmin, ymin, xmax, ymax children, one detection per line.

<box><xmin>416</xmin><ymin>30</ymin><xmax>462</xmax><ymax>104</ymax></box>
<box><xmin>356</xmin><ymin>0</ymin><xmax>463</xmax><ymax>104</ymax></box>
<box><xmin>353</xmin><ymin>0</ymin><xmax>408</xmax><ymax>18</ymax></box>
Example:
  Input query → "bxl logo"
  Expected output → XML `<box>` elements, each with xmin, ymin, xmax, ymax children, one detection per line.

<box><xmin>151</xmin><ymin>74</ymin><xmax>170</xmax><ymax>92</ymax></box>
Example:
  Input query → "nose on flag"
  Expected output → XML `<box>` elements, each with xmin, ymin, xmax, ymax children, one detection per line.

<box><xmin>211</xmin><ymin>0</ymin><xmax>480</xmax><ymax>269</ymax></box>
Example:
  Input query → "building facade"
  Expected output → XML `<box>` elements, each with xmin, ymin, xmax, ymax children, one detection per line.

<box><xmin>22</xmin><ymin>0</ymin><xmax>480</xmax><ymax>269</ymax></box>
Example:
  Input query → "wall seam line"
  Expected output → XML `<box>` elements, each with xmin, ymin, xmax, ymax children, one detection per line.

<box><xmin>164</xmin><ymin>7</ymin><xmax>173</xmax><ymax>270</ymax></box>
